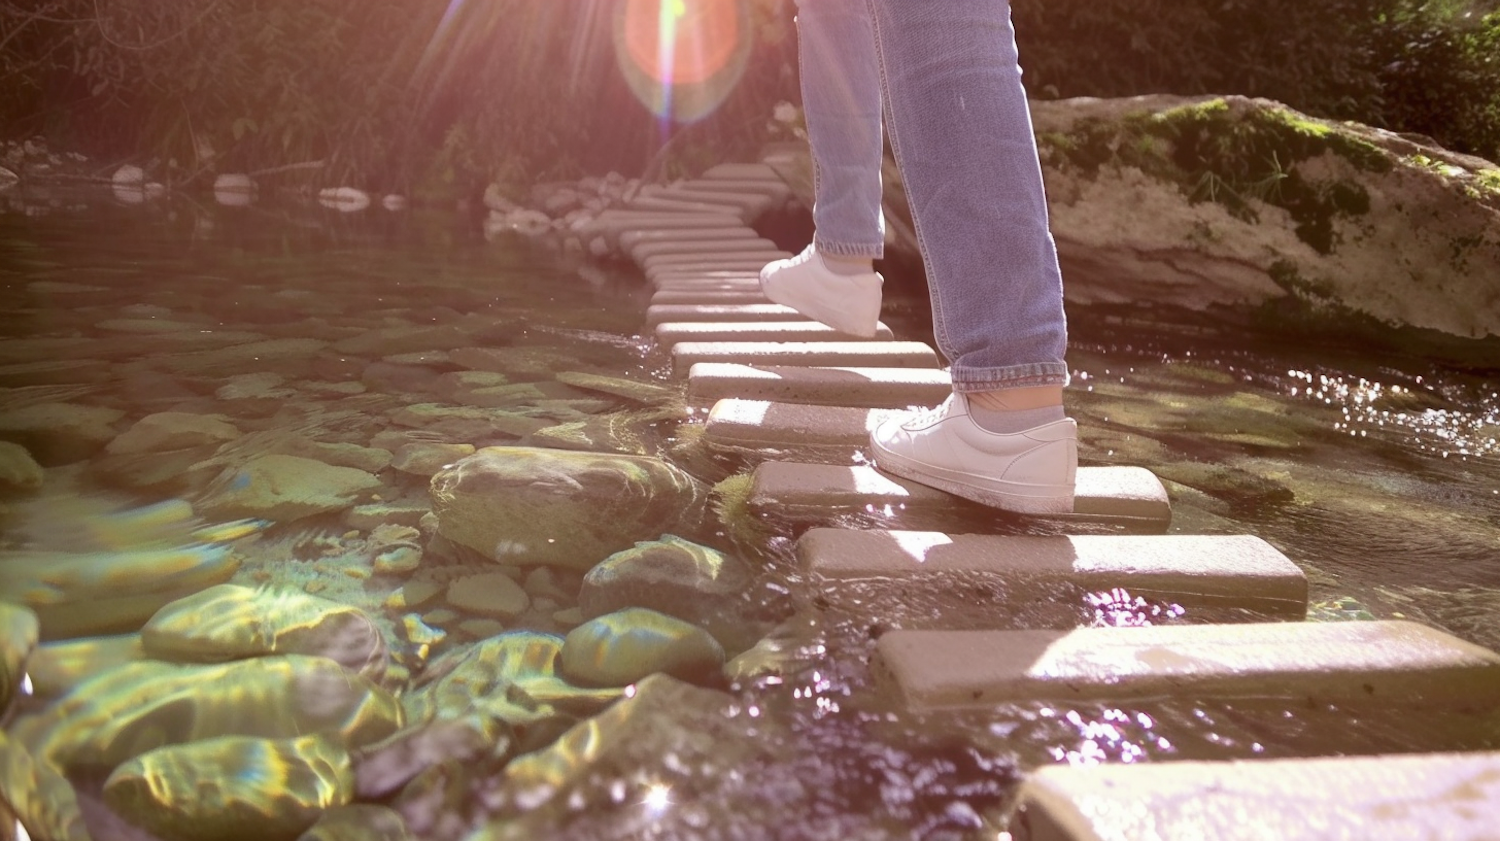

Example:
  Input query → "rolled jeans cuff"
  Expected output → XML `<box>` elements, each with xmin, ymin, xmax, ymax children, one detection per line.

<box><xmin>950</xmin><ymin>362</ymin><xmax>1071</xmax><ymax>391</ymax></box>
<box><xmin>813</xmin><ymin>236</ymin><xmax>884</xmax><ymax>260</ymax></box>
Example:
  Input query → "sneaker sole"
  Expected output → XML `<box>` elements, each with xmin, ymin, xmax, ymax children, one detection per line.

<box><xmin>871</xmin><ymin>442</ymin><xmax>1076</xmax><ymax>515</ymax></box>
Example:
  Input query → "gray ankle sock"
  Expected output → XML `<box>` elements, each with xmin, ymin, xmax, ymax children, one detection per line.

<box><xmin>967</xmin><ymin>402</ymin><xmax>1066</xmax><ymax>434</ymax></box>
<box><xmin>818</xmin><ymin>252</ymin><xmax>875</xmax><ymax>276</ymax></box>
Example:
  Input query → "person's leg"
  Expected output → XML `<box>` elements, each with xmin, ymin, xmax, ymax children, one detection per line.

<box><xmin>760</xmin><ymin>0</ymin><xmax>886</xmax><ymax>337</ymax></box>
<box><xmin>864</xmin><ymin>0</ymin><xmax>1075</xmax><ymax>513</ymax></box>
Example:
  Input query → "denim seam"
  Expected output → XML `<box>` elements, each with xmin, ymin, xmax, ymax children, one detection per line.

<box><xmin>812</xmin><ymin>238</ymin><xmax>884</xmax><ymax>258</ymax></box>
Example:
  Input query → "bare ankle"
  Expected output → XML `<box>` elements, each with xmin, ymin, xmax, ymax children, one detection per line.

<box><xmin>965</xmin><ymin>386</ymin><xmax>1064</xmax><ymax>412</ymax></box>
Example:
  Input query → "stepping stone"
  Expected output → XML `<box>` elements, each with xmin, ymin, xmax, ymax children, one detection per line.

<box><xmin>687</xmin><ymin>362</ymin><xmax>952</xmax><ymax>408</ymax></box>
<box><xmin>797</xmin><ymin>529</ymin><xmax>1306</xmax><ymax>626</ymax></box>
<box><xmin>652</xmin><ymin>278</ymin><xmax>767</xmax><ymax>294</ymax></box>
<box><xmin>581</xmin><ymin>212</ymin><xmax>744</xmax><ymax>247</ymax></box>
<box><xmin>872</xmin><ymin>620</ymin><xmax>1500</xmax><ymax>711</ymax></box>
<box><xmin>646</xmin><ymin>262</ymin><xmax>777</xmax><ymax>284</ymax></box>
<box><xmin>679</xmin><ymin>179</ymin><xmax>792</xmax><ymax>202</ymax></box>
<box><xmin>655</xmin><ymin>321</ymin><xmax>895</xmax><ymax>347</ymax></box>
<box><xmin>647</xmin><ymin>304</ymin><xmax>811</xmax><ymax>327</ymax></box>
<box><xmin>701</xmin><ymin>162</ymin><xmax>782</xmax><ymax>181</ymax></box>
<box><xmin>672</xmin><ymin>341</ymin><xmax>940</xmax><ymax>377</ymax></box>
<box><xmin>748</xmin><ymin>462</ymin><xmax>1172</xmax><ymax>531</ymax></box>
<box><xmin>650</xmin><ymin>271</ymin><xmax>763</xmax><ymax>288</ymax></box>
<box><xmin>636</xmin><ymin>185</ymin><xmax>771</xmax><ymax>218</ymax></box>
<box><xmin>650</xmin><ymin>289</ymin><xmax>772</xmax><ymax>307</ymax></box>
<box><xmin>1011</xmin><ymin>751</ymin><xmax>1500</xmax><ymax>841</ymax></box>
<box><xmin>630</xmin><ymin>238</ymin><xmax>780</xmax><ymax>262</ymax></box>
<box><xmin>625</xmin><ymin>195</ymin><xmax>752</xmax><ymax>221</ymax></box>
<box><xmin>642</xmin><ymin>250</ymin><xmax>788</xmax><ymax>270</ymax></box>
<box><xmin>618</xmin><ymin>227</ymin><xmax>761</xmax><ymax>250</ymax></box>
<box><xmin>705</xmin><ymin>399</ymin><xmax>904</xmax><ymax>459</ymax></box>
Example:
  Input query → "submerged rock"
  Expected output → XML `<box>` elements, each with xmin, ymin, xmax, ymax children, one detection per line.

<box><xmin>0</xmin><ymin>402</ymin><xmax>124</xmax><ymax>465</ymax></box>
<box><xmin>106</xmin><ymin>411</ymin><xmax>240</xmax><ymax>455</ymax></box>
<box><xmin>24</xmin><ymin>634</ymin><xmax>144</xmax><ymax>703</ymax></box>
<box><xmin>19</xmin><ymin>655</ymin><xmax>402</xmax><ymax>773</ymax></box>
<box><xmin>0</xmin><ymin>602</ymin><xmax>38</xmax><ymax>718</ymax></box>
<box><xmin>198</xmin><ymin>453</ymin><xmax>383</xmax><ymax>523</ymax></box>
<box><xmin>429</xmin><ymin>446</ymin><xmax>706</xmax><ymax>571</ymax></box>
<box><xmin>560</xmin><ymin>607</ymin><xmax>724</xmax><ymax>687</ymax></box>
<box><xmin>0</xmin><ymin>730</ymin><xmax>88</xmax><ymax>841</ymax></box>
<box><xmin>579</xmin><ymin>535</ymin><xmax>750</xmax><ymax>633</ymax></box>
<box><xmin>142</xmin><ymin>584</ymin><xmax>389</xmax><ymax>680</ymax></box>
<box><xmin>403</xmin><ymin>631</ymin><xmax>621</xmax><ymax>735</ymax></box>
<box><xmin>297</xmin><ymin>804</ymin><xmax>413</xmax><ymax>841</ymax></box>
<box><xmin>104</xmin><ymin>733</ymin><xmax>353</xmax><ymax>841</ymax></box>
<box><xmin>0</xmin><ymin>441</ymin><xmax>44</xmax><ymax>493</ymax></box>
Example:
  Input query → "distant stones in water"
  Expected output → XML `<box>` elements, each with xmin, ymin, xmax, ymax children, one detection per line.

<box><xmin>0</xmin><ymin>402</ymin><xmax>124</xmax><ymax>465</ymax></box>
<box><xmin>318</xmin><ymin>186</ymin><xmax>372</xmax><ymax>213</ymax></box>
<box><xmin>141</xmin><ymin>584</ymin><xmax>389</xmax><ymax>681</ymax></box>
<box><xmin>213</xmin><ymin>173</ymin><xmax>258</xmax><ymax>207</ymax></box>
<box><xmin>389</xmin><ymin>403</ymin><xmax>548</xmax><ymax>441</ymax></box>
<box><xmin>389</xmin><ymin>442</ymin><xmax>476</xmax><ymax>477</ymax></box>
<box><xmin>104</xmin><ymin>733</ymin><xmax>354</xmax><ymax>841</ymax></box>
<box><xmin>198</xmin><ymin>453</ymin><xmax>384</xmax><ymax>523</ymax></box>
<box><xmin>580</xmin><ymin>535</ymin><xmax>751</xmax><ymax>637</ymax></box>
<box><xmin>555</xmin><ymin>371</ymin><xmax>676</xmax><ymax>405</ymax></box>
<box><xmin>105</xmin><ymin>411</ymin><xmax>240</xmax><ymax>455</ymax></box>
<box><xmin>0</xmin><ymin>440</ymin><xmax>43</xmax><ymax>493</ymax></box>
<box><xmin>560</xmin><ymin>607</ymin><xmax>725</xmax><ymax>687</ymax></box>
<box><xmin>445</xmin><ymin>572</ymin><xmax>530</xmax><ymax>620</ymax></box>
<box><xmin>429</xmin><ymin>446</ymin><xmax>706</xmax><ymax>571</ymax></box>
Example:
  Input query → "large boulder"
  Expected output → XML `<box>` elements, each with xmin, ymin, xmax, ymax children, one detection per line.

<box><xmin>1029</xmin><ymin>95</ymin><xmax>1500</xmax><ymax>338</ymax></box>
<box><xmin>428</xmin><ymin>447</ymin><xmax>706</xmax><ymax>571</ymax></box>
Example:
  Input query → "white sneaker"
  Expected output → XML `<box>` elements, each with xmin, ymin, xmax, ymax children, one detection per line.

<box><xmin>870</xmin><ymin>393</ymin><xmax>1077</xmax><ymax>514</ymax></box>
<box><xmin>759</xmin><ymin>244</ymin><xmax>882</xmax><ymax>338</ymax></box>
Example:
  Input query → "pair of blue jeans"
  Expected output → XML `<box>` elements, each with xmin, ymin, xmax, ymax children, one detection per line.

<box><xmin>795</xmin><ymin>0</ymin><xmax>1069</xmax><ymax>390</ymax></box>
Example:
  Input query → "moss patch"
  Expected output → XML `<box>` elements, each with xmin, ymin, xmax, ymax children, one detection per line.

<box><xmin>1044</xmin><ymin>97</ymin><xmax>1391</xmax><ymax>255</ymax></box>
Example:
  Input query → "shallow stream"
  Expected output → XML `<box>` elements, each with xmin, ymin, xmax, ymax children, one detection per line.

<box><xmin>2</xmin><ymin>195</ymin><xmax>1498</xmax><ymax>839</ymax></box>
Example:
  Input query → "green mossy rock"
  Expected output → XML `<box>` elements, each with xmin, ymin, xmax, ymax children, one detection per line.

<box><xmin>198</xmin><ymin>453</ymin><xmax>383</xmax><ymax>523</ymax></box>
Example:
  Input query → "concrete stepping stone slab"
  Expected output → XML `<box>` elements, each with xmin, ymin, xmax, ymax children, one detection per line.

<box><xmin>637</xmin><ymin>185</ymin><xmax>771</xmax><ymax>217</ymax></box>
<box><xmin>672</xmin><ymin>341</ymin><xmax>940</xmax><ymax>377</ymax></box>
<box><xmin>701</xmin><ymin>162</ymin><xmax>782</xmax><ymax>181</ymax></box>
<box><xmin>648</xmin><ymin>305</ymin><xmax>810</xmax><ymax>327</ymax></box>
<box><xmin>748</xmin><ymin>461</ymin><xmax>1172</xmax><ymax>531</ymax></box>
<box><xmin>797</xmin><ymin>529</ymin><xmax>1306</xmax><ymax>626</ymax></box>
<box><xmin>872</xmin><ymin>620</ymin><xmax>1500</xmax><ymax>711</ymax></box>
<box><xmin>648</xmin><ymin>275</ymin><xmax>762</xmax><ymax>292</ymax></box>
<box><xmin>618</xmin><ymin>227</ymin><xmax>761</xmax><ymax>250</ymax></box>
<box><xmin>650</xmin><ymin>289</ymin><xmax>773</xmax><ymax>307</ymax></box>
<box><xmin>625</xmin><ymin>196</ymin><xmax>751</xmax><ymax>221</ymax></box>
<box><xmin>705</xmin><ymin>399</ymin><xmax>903</xmax><ymax>459</ymax></box>
<box><xmin>655</xmin><ymin>321</ymin><xmax>895</xmax><ymax>347</ymax></box>
<box><xmin>678</xmin><ymin>179</ymin><xmax>792</xmax><ymax>202</ymax></box>
<box><xmin>646</xmin><ymin>262</ymin><xmax>777</xmax><ymax>284</ymax></box>
<box><xmin>582</xmin><ymin>212</ymin><xmax>744</xmax><ymax>246</ymax></box>
<box><xmin>686</xmin><ymin>362</ymin><xmax>953</xmax><ymax>408</ymax></box>
<box><xmin>652</xmin><ymin>278</ymin><xmax>767</xmax><ymax>294</ymax></box>
<box><xmin>642</xmin><ymin>250</ymin><xmax>788</xmax><ymax>270</ymax></box>
<box><xmin>1010</xmin><ymin>750</ymin><xmax>1500</xmax><ymax>841</ymax></box>
<box><xmin>630</xmin><ymin>238</ymin><xmax>780</xmax><ymax>261</ymax></box>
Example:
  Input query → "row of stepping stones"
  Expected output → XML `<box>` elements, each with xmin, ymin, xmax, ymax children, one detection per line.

<box><xmin>613</xmin><ymin>160</ymin><xmax>1500</xmax><ymax>840</ymax></box>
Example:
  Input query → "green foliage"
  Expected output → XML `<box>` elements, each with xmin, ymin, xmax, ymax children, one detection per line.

<box><xmin>0</xmin><ymin>0</ymin><xmax>795</xmax><ymax>194</ymax></box>
<box><xmin>1012</xmin><ymin>0</ymin><xmax>1500</xmax><ymax>162</ymax></box>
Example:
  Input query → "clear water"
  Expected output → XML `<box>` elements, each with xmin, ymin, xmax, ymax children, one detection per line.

<box><xmin>3</xmin><ymin>196</ymin><xmax>1498</xmax><ymax>839</ymax></box>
